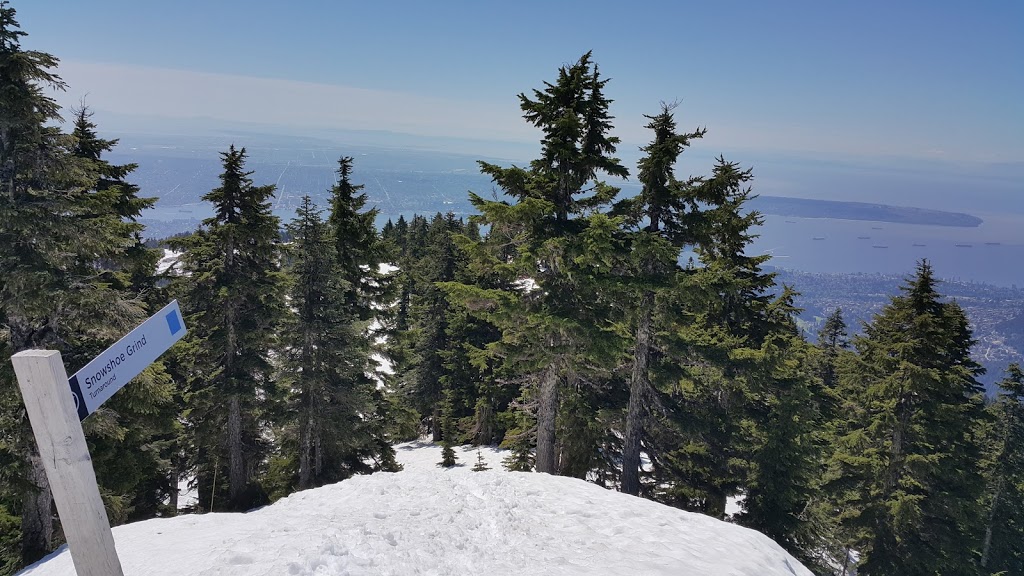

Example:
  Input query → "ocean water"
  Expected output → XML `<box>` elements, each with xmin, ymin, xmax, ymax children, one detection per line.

<box><xmin>116</xmin><ymin>143</ymin><xmax>1023</xmax><ymax>287</ymax></box>
<box><xmin>751</xmin><ymin>211</ymin><xmax>1024</xmax><ymax>287</ymax></box>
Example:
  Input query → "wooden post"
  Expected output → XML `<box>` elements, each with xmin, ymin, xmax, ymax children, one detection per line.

<box><xmin>11</xmin><ymin>350</ymin><xmax>124</xmax><ymax>576</ymax></box>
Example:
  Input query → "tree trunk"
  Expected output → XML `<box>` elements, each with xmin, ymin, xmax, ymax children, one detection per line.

<box><xmin>981</xmin><ymin>470</ymin><xmax>1004</xmax><ymax>568</ymax></box>
<box><xmin>21</xmin><ymin>446</ymin><xmax>53</xmax><ymax>565</ymax></box>
<box><xmin>706</xmin><ymin>487</ymin><xmax>728</xmax><ymax>520</ymax></box>
<box><xmin>885</xmin><ymin>393</ymin><xmax>912</xmax><ymax>492</ymax></box>
<box><xmin>227</xmin><ymin>394</ymin><xmax>246</xmax><ymax>508</ymax></box>
<box><xmin>473</xmin><ymin>398</ymin><xmax>495</xmax><ymax>445</ymax></box>
<box><xmin>535</xmin><ymin>362</ymin><xmax>560</xmax><ymax>474</ymax></box>
<box><xmin>431</xmin><ymin>405</ymin><xmax>443</xmax><ymax>442</ymax></box>
<box><xmin>168</xmin><ymin>466</ymin><xmax>179</xmax><ymax>515</ymax></box>
<box><xmin>298</xmin><ymin>332</ymin><xmax>316</xmax><ymax>489</ymax></box>
<box><xmin>298</xmin><ymin>413</ymin><xmax>314</xmax><ymax>489</ymax></box>
<box><xmin>621</xmin><ymin>291</ymin><xmax>654</xmax><ymax>496</ymax></box>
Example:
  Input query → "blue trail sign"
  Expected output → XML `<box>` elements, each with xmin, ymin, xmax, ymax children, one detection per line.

<box><xmin>67</xmin><ymin>300</ymin><xmax>187</xmax><ymax>420</ymax></box>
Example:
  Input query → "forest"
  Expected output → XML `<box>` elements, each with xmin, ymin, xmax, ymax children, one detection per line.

<box><xmin>1</xmin><ymin>4</ymin><xmax>1022</xmax><ymax>575</ymax></box>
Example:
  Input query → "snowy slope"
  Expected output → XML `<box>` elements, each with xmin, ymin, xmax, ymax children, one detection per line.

<box><xmin>22</xmin><ymin>442</ymin><xmax>812</xmax><ymax>576</ymax></box>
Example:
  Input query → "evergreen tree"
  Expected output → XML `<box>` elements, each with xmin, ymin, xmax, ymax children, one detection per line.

<box><xmin>450</xmin><ymin>52</ymin><xmax>628</xmax><ymax>475</ymax></box>
<box><xmin>279</xmin><ymin>196</ymin><xmax>367</xmax><ymax>489</ymax></box>
<box><xmin>1</xmin><ymin>3</ymin><xmax>164</xmax><ymax>564</ymax></box>
<box><xmin>612</xmin><ymin>102</ymin><xmax>705</xmax><ymax>496</ymax></box>
<box><xmin>63</xmin><ymin>105</ymin><xmax>181</xmax><ymax>525</ymax></box>
<box><xmin>651</xmin><ymin>158</ymin><xmax>775</xmax><ymax>519</ymax></box>
<box><xmin>472</xmin><ymin>449</ymin><xmax>490</xmax><ymax>472</ymax></box>
<box><xmin>174</xmin><ymin>146</ymin><xmax>285</xmax><ymax>511</ymax></box>
<box><xmin>328</xmin><ymin>156</ymin><xmax>380</xmax><ymax>320</ymax></box>
<box><xmin>815</xmin><ymin>307</ymin><xmax>848</xmax><ymax>422</ymax></box>
<box><xmin>322</xmin><ymin>156</ymin><xmax>398</xmax><ymax>477</ymax></box>
<box><xmin>735</xmin><ymin>287</ymin><xmax>821</xmax><ymax>563</ymax></box>
<box><xmin>797</xmin><ymin>307</ymin><xmax>857</xmax><ymax>571</ymax></box>
<box><xmin>439</xmin><ymin>388</ymin><xmax>458</xmax><ymax>468</ymax></box>
<box><xmin>980</xmin><ymin>363</ymin><xmax>1024</xmax><ymax>573</ymax></box>
<box><xmin>403</xmin><ymin>213</ymin><xmax>498</xmax><ymax>444</ymax></box>
<box><xmin>831</xmin><ymin>261</ymin><xmax>986</xmax><ymax>575</ymax></box>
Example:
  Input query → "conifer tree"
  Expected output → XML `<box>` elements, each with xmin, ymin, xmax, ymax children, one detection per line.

<box><xmin>1</xmin><ymin>3</ymin><xmax>164</xmax><ymax>563</ymax></box>
<box><xmin>0</xmin><ymin>8</ymin><xmax>66</xmax><ymax>551</ymax></box>
<box><xmin>831</xmin><ymin>261</ymin><xmax>986</xmax><ymax>575</ymax></box>
<box><xmin>815</xmin><ymin>307</ymin><xmax>848</xmax><ymax>421</ymax></box>
<box><xmin>472</xmin><ymin>449</ymin><xmax>490</xmax><ymax>472</ymax></box>
<box><xmin>449</xmin><ymin>52</ymin><xmax>627</xmax><ymax>475</ymax></box>
<box><xmin>613</xmin><ymin>102</ymin><xmax>705</xmax><ymax>496</ymax></box>
<box><xmin>174</xmin><ymin>145</ymin><xmax>285</xmax><ymax>511</ymax></box>
<box><xmin>439</xmin><ymin>388</ymin><xmax>458</xmax><ymax>468</ymax></box>
<box><xmin>651</xmin><ymin>158</ymin><xmax>775</xmax><ymax>519</ymax></box>
<box><xmin>402</xmin><ymin>213</ymin><xmax>498</xmax><ymax>445</ymax></box>
<box><xmin>322</xmin><ymin>156</ymin><xmax>398</xmax><ymax>476</ymax></box>
<box><xmin>65</xmin><ymin>106</ymin><xmax>179</xmax><ymax>524</ymax></box>
<box><xmin>280</xmin><ymin>196</ymin><xmax>366</xmax><ymax>488</ymax></box>
<box><xmin>735</xmin><ymin>287</ymin><xmax>821</xmax><ymax>562</ymax></box>
<box><xmin>329</xmin><ymin>156</ymin><xmax>380</xmax><ymax>320</ymax></box>
<box><xmin>980</xmin><ymin>363</ymin><xmax>1024</xmax><ymax>573</ymax></box>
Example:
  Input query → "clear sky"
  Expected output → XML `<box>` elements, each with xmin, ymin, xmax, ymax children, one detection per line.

<box><xmin>12</xmin><ymin>0</ymin><xmax>1024</xmax><ymax>166</ymax></box>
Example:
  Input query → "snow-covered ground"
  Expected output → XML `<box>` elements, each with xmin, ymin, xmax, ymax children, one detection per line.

<box><xmin>22</xmin><ymin>442</ymin><xmax>812</xmax><ymax>575</ymax></box>
<box><xmin>155</xmin><ymin>249</ymin><xmax>182</xmax><ymax>275</ymax></box>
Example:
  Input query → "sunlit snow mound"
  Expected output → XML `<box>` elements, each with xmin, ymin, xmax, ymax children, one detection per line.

<box><xmin>23</xmin><ymin>441</ymin><xmax>812</xmax><ymax>576</ymax></box>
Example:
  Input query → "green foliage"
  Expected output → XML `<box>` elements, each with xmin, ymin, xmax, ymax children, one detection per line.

<box><xmin>329</xmin><ymin>156</ymin><xmax>381</xmax><ymax>320</ymax></box>
<box><xmin>173</xmin><ymin>145</ymin><xmax>286</xmax><ymax>511</ymax></box>
<box><xmin>449</xmin><ymin>52</ymin><xmax>629</xmax><ymax>476</ymax></box>
<box><xmin>438</xmin><ymin>386</ymin><xmax>459</xmax><ymax>468</ymax></box>
<box><xmin>0</xmin><ymin>38</ymin><xmax>1011</xmax><ymax>576</ymax></box>
<box><xmin>472</xmin><ymin>450</ymin><xmax>490</xmax><ymax>472</ymax></box>
<box><xmin>0</xmin><ymin>503</ymin><xmax>18</xmax><ymax>576</ymax></box>
<box><xmin>281</xmin><ymin>195</ymin><xmax>362</xmax><ymax>489</ymax></box>
<box><xmin>1</xmin><ymin>4</ymin><xmax>173</xmax><ymax>566</ymax></box>
<box><xmin>499</xmin><ymin>401</ymin><xmax>536</xmax><ymax>473</ymax></box>
<box><xmin>828</xmin><ymin>261</ymin><xmax>987</xmax><ymax>575</ymax></box>
<box><xmin>980</xmin><ymin>363</ymin><xmax>1024</xmax><ymax>573</ymax></box>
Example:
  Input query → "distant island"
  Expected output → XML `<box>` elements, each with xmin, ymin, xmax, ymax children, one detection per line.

<box><xmin>749</xmin><ymin>196</ymin><xmax>983</xmax><ymax>227</ymax></box>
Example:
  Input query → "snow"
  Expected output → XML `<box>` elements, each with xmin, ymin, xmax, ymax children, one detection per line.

<box><xmin>155</xmin><ymin>249</ymin><xmax>182</xmax><ymax>275</ymax></box>
<box><xmin>175</xmin><ymin>477</ymin><xmax>198</xmax><ymax>511</ymax></box>
<box><xmin>22</xmin><ymin>442</ymin><xmax>812</xmax><ymax>576</ymax></box>
<box><xmin>512</xmin><ymin>277</ymin><xmax>539</xmax><ymax>293</ymax></box>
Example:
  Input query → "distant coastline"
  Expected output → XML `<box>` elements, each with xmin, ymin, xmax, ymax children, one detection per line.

<box><xmin>750</xmin><ymin>196</ymin><xmax>983</xmax><ymax>227</ymax></box>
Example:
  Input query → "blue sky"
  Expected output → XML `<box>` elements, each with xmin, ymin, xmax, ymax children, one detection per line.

<box><xmin>12</xmin><ymin>0</ymin><xmax>1024</xmax><ymax>167</ymax></box>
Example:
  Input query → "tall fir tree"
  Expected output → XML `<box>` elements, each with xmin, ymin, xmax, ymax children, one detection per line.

<box><xmin>980</xmin><ymin>363</ymin><xmax>1024</xmax><ymax>573</ymax></box>
<box><xmin>174</xmin><ymin>145</ymin><xmax>285</xmax><ymax>511</ymax></box>
<box><xmin>65</xmin><ymin>106</ymin><xmax>180</xmax><ymax>526</ymax></box>
<box><xmin>734</xmin><ymin>287</ymin><xmax>822</xmax><ymax>563</ymax></box>
<box><xmin>611</xmin><ymin>102</ymin><xmax>705</xmax><ymax>496</ymax></box>
<box><xmin>651</xmin><ymin>157</ymin><xmax>775</xmax><ymax>519</ymax></box>
<box><xmin>449</xmin><ymin>52</ymin><xmax>628</xmax><ymax>475</ymax></box>
<box><xmin>830</xmin><ymin>261</ymin><xmax>986</xmax><ymax>575</ymax></box>
<box><xmin>328</xmin><ymin>156</ymin><xmax>381</xmax><ymax>320</ymax></box>
<box><xmin>1</xmin><ymin>3</ymin><xmax>164</xmax><ymax>565</ymax></box>
<box><xmin>323</xmin><ymin>156</ymin><xmax>398</xmax><ymax>475</ymax></box>
<box><xmin>280</xmin><ymin>196</ymin><xmax>355</xmax><ymax>488</ymax></box>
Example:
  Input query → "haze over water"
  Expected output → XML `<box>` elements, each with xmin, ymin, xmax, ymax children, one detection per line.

<box><xmin>753</xmin><ymin>213</ymin><xmax>1024</xmax><ymax>288</ymax></box>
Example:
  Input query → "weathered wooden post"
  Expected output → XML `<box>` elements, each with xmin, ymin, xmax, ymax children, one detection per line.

<box><xmin>11</xmin><ymin>350</ymin><xmax>124</xmax><ymax>576</ymax></box>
